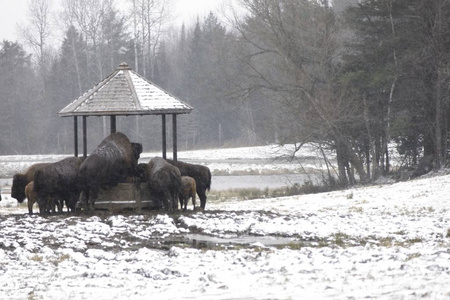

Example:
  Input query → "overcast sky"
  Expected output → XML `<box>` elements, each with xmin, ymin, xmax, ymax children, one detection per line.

<box><xmin>0</xmin><ymin>0</ymin><xmax>225</xmax><ymax>42</ymax></box>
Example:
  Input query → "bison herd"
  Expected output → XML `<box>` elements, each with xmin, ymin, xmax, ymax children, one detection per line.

<box><xmin>11</xmin><ymin>132</ymin><xmax>211</xmax><ymax>215</ymax></box>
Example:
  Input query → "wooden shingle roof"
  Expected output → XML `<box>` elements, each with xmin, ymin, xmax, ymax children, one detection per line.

<box><xmin>59</xmin><ymin>62</ymin><xmax>193</xmax><ymax>117</ymax></box>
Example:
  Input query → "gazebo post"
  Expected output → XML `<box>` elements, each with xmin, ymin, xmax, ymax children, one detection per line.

<box><xmin>73</xmin><ymin>116</ymin><xmax>78</xmax><ymax>157</ymax></box>
<box><xmin>83</xmin><ymin>116</ymin><xmax>87</xmax><ymax>158</ymax></box>
<box><xmin>162</xmin><ymin>114</ymin><xmax>167</xmax><ymax>159</ymax></box>
<box><xmin>110</xmin><ymin>115</ymin><xmax>116</xmax><ymax>133</ymax></box>
<box><xmin>172</xmin><ymin>114</ymin><xmax>177</xmax><ymax>162</ymax></box>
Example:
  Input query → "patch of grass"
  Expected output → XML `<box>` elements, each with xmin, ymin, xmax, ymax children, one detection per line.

<box><xmin>209</xmin><ymin>181</ymin><xmax>338</xmax><ymax>202</ymax></box>
<box><xmin>377</xmin><ymin>237</ymin><xmax>395</xmax><ymax>247</ymax></box>
<box><xmin>394</xmin><ymin>230</ymin><xmax>407</xmax><ymax>235</ymax></box>
<box><xmin>349</xmin><ymin>206</ymin><xmax>363</xmax><ymax>213</ymax></box>
<box><xmin>405</xmin><ymin>237</ymin><xmax>423</xmax><ymax>245</ymax></box>
<box><xmin>406</xmin><ymin>253</ymin><xmax>421</xmax><ymax>260</ymax></box>
<box><xmin>29</xmin><ymin>255</ymin><xmax>43</xmax><ymax>262</ymax></box>
<box><xmin>52</xmin><ymin>254</ymin><xmax>71</xmax><ymax>266</ymax></box>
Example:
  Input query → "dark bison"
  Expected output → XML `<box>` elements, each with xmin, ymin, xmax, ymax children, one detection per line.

<box><xmin>137</xmin><ymin>157</ymin><xmax>182</xmax><ymax>211</ymax></box>
<box><xmin>179</xmin><ymin>176</ymin><xmax>196</xmax><ymax>211</ymax></box>
<box><xmin>79</xmin><ymin>132</ymin><xmax>142</xmax><ymax>211</ymax></box>
<box><xmin>33</xmin><ymin>157</ymin><xmax>83</xmax><ymax>215</ymax></box>
<box><xmin>166</xmin><ymin>159</ymin><xmax>211</xmax><ymax>210</ymax></box>
<box><xmin>11</xmin><ymin>163</ymin><xmax>51</xmax><ymax>204</ymax></box>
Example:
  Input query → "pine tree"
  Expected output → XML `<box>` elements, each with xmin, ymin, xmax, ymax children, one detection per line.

<box><xmin>0</xmin><ymin>41</ymin><xmax>37</xmax><ymax>154</ymax></box>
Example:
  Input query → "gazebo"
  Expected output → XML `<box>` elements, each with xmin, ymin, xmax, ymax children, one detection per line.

<box><xmin>59</xmin><ymin>62</ymin><xmax>193</xmax><ymax>161</ymax></box>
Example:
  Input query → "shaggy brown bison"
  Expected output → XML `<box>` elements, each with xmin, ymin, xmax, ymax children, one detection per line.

<box><xmin>137</xmin><ymin>157</ymin><xmax>182</xmax><ymax>211</ymax></box>
<box><xmin>11</xmin><ymin>163</ymin><xmax>50</xmax><ymax>204</ymax></box>
<box><xmin>179</xmin><ymin>176</ymin><xmax>196</xmax><ymax>211</ymax></box>
<box><xmin>33</xmin><ymin>157</ymin><xmax>83</xmax><ymax>215</ymax></box>
<box><xmin>26</xmin><ymin>181</ymin><xmax>63</xmax><ymax>215</ymax></box>
<box><xmin>78</xmin><ymin>132</ymin><xmax>142</xmax><ymax>211</ymax></box>
<box><xmin>166</xmin><ymin>159</ymin><xmax>211</xmax><ymax>210</ymax></box>
<box><xmin>25</xmin><ymin>181</ymin><xmax>38</xmax><ymax>214</ymax></box>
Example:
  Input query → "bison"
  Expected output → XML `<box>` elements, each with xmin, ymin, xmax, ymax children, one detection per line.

<box><xmin>33</xmin><ymin>157</ymin><xmax>83</xmax><ymax>215</ymax></box>
<box><xmin>25</xmin><ymin>181</ymin><xmax>39</xmax><ymax>215</ymax></box>
<box><xmin>179</xmin><ymin>176</ymin><xmax>197</xmax><ymax>211</ymax></box>
<box><xmin>78</xmin><ymin>132</ymin><xmax>142</xmax><ymax>211</ymax></box>
<box><xmin>25</xmin><ymin>181</ymin><xmax>54</xmax><ymax>215</ymax></box>
<box><xmin>137</xmin><ymin>157</ymin><xmax>182</xmax><ymax>211</ymax></box>
<box><xmin>11</xmin><ymin>163</ymin><xmax>51</xmax><ymax>204</ymax></box>
<box><xmin>166</xmin><ymin>159</ymin><xmax>211</xmax><ymax>210</ymax></box>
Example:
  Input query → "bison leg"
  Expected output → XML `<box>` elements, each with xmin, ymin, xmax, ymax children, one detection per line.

<box><xmin>27</xmin><ymin>198</ymin><xmax>35</xmax><ymax>215</ymax></box>
<box><xmin>162</xmin><ymin>190</ymin><xmax>175</xmax><ymax>212</ymax></box>
<box><xmin>179</xmin><ymin>195</ymin><xmax>186</xmax><ymax>211</ymax></box>
<box><xmin>47</xmin><ymin>198</ymin><xmax>55</xmax><ymax>214</ymax></box>
<box><xmin>54</xmin><ymin>199</ymin><xmax>63</xmax><ymax>213</ymax></box>
<box><xmin>162</xmin><ymin>196</ymin><xmax>171</xmax><ymax>212</ymax></box>
<box><xmin>198</xmin><ymin>190</ymin><xmax>207</xmax><ymax>210</ymax></box>
<box><xmin>84</xmin><ymin>188</ymin><xmax>98</xmax><ymax>212</ymax></box>
<box><xmin>179</xmin><ymin>196</ymin><xmax>184</xmax><ymax>211</ymax></box>
<box><xmin>172</xmin><ymin>191</ymin><xmax>179</xmax><ymax>211</ymax></box>
<box><xmin>37</xmin><ymin>197</ymin><xmax>47</xmax><ymax>216</ymax></box>
<box><xmin>66</xmin><ymin>194</ymin><xmax>78</xmax><ymax>212</ymax></box>
<box><xmin>192</xmin><ymin>192</ymin><xmax>196</xmax><ymax>211</ymax></box>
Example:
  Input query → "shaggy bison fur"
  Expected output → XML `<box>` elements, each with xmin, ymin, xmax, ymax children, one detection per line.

<box><xmin>25</xmin><ymin>181</ymin><xmax>59</xmax><ymax>215</ymax></box>
<box><xmin>166</xmin><ymin>159</ymin><xmax>211</xmax><ymax>210</ymax></box>
<box><xmin>179</xmin><ymin>176</ymin><xmax>197</xmax><ymax>211</ymax></box>
<box><xmin>78</xmin><ymin>132</ymin><xmax>142</xmax><ymax>210</ymax></box>
<box><xmin>137</xmin><ymin>157</ymin><xmax>182</xmax><ymax>211</ymax></box>
<box><xmin>11</xmin><ymin>163</ymin><xmax>51</xmax><ymax>204</ymax></box>
<box><xmin>33</xmin><ymin>157</ymin><xmax>83</xmax><ymax>215</ymax></box>
<box><xmin>25</xmin><ymin>182</ymin><xmax>37</xmax><ymax>214</ymax></box>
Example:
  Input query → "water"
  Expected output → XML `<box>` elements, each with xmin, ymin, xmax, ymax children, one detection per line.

<box><xmin>211</xmin><ymin>174</ymin><xmax>321</xmax><ymax>191</ymax></box>
<box><xmin>184</xmin><ymin>233</ymin><xmax>304</xmax><ymax>248</ymax></box>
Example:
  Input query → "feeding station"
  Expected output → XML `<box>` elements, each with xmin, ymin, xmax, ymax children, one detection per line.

<box><xmin>59</xmin><ymin>62</ymin><xmax>193</xmax><ymax>161</ymax></box>
<box><xmin>58</xmin><ymin>62</ymin><xmax>193</xmax><ymax>212</ymax></box>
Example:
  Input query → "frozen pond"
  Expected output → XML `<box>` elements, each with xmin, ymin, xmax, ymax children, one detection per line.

<box><xmin>211</xmin><ymin>173</ymin><xmax>321</xmax><ymax>190</ymax></box>
<box><xmin>0</xmin><ymin>173</ymin><xmax>322</xmax><ymax>195</ymax></box>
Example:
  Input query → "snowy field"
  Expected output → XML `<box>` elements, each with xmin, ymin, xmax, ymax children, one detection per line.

<box><xmin>0</xmin><ymin>145</ymin><xmax>449</xmax><ymax>299</ymax></box>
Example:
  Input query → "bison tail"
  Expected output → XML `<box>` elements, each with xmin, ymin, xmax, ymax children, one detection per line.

<box><xmin>206</xmin><ymin>168</ymin><xmax>212</xmax><ymax>191</ymax></box>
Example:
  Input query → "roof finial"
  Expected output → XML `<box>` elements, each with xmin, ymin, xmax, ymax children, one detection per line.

<box><xmin>118</xmin><ymin>62</ymin><xmax>131</xmax><ymax>70</ymax></box>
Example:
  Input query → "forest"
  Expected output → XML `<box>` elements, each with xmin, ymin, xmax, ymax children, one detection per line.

<box><xmin>1</xmin><ymin>0</ymin><xmax>450</xmax><ymax>186</ymax></box>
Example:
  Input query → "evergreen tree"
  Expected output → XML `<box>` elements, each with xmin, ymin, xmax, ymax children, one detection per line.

<box><xmin>0</xmin><ymin>41</ymin><xmax>37</xmax><ymax>154</ymax></box>
<box><xmin>342</xmin><ymin>0</ymin><xmax>450</xmax><ymax>172</ymax></box>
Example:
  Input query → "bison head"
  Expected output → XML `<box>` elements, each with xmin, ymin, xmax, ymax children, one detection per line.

<box><xmin>132</xmin><ymin>143</ymin><xmax>143</xmax><ymax>160</ymax></box>
<box><xmin>11</xmin><ymin>174</ymin><xmax>28</xmax><ymax>203</ymax></box>
<box><xmin>136</xmin><ymin>163</ymin><xmax>149</xmax><ymax>182</ymax></box>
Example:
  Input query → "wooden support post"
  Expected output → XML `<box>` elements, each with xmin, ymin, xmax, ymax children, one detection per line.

<box><xmin>83</xmin><ymin>116</ymin><xmax>87</xmax><ymax>158</ymax></box>
<box><xmin>74</xmin><ymin>116</ymin><xmax>78</xmax><ymax>157</ymax></box>
<box><xmin>173</xmin><ymin>114</ymin><xmax>177</xmax><ymax>162</ymax></box>
<box><xmin>110</xmin><ymin>115</ymin><xmax>116</xmax><ymax>134</ymax></box>
<box><xmin>162</xmin><ymin>114</ymin><xmax>167</xmax><ymax>159</ymax></box>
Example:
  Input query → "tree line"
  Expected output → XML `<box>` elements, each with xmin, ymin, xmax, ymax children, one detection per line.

<box><xmin>0</xmin><ymin>0</ymin><xmax>449</xmax><ymax>186</ymax></box>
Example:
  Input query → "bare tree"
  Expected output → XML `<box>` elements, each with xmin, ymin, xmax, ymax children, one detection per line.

<box><xmin>62</xmin><ymin>0</ymin><xmax>108</xmax><ymax>80</ymax></box>
<box><xmin>232</xmin><ymin>0</ymin><xmax>368</xmax><ymax>184</ymax></box>
<box><xmin>129</xmin><ymin>0</ymin><xmax>173</xmax><ymax>78</ymax></box>
<box><xmin>18</xmin><ymin>0</ymin><xmax>54</xmax><ymax>95</ymax></box>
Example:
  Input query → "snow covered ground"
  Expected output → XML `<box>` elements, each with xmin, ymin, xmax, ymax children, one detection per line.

<box><xmin>0</xmin><ymin>145</ymin><xmax>449</xmax><ymax>299</ymax></box>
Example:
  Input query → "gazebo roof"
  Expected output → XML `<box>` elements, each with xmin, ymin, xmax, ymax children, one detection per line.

<box><xmin>59</xmin><ymin>62</ymin><xmax>193</xmax><ymax>117</ymax></box>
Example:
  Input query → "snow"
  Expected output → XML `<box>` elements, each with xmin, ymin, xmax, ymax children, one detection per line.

<box><xmin>0</xmin><ymin>145</ymin><xmax>449</xmax><ymax>299</ymax></box>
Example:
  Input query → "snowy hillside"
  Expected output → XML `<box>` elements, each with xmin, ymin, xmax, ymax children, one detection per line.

<box><xmin>0</xmin><ymin>145</ymin><xmax>449</xmax><ymax>299</ymax></box>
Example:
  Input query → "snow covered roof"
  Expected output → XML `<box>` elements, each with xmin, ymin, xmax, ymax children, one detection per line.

<box><xmin>59</xmin><ymin>62</ymin><xmax>193</xmax><ymax>117</ymax></box>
